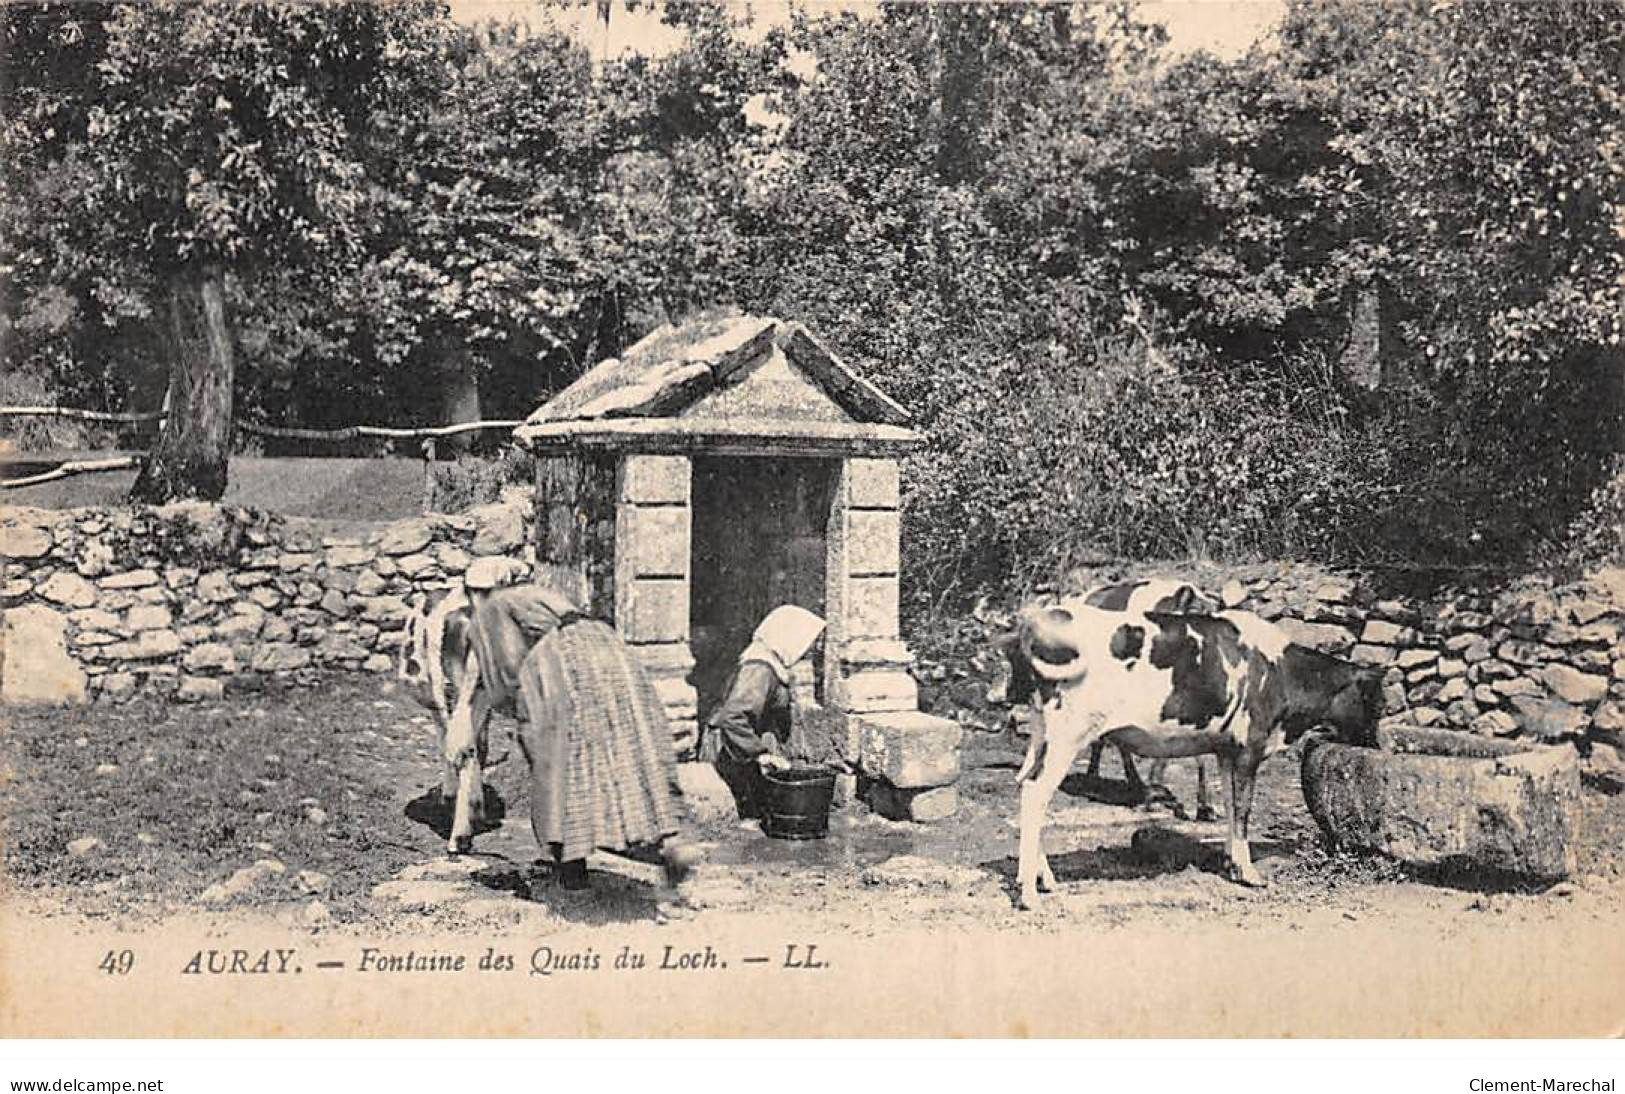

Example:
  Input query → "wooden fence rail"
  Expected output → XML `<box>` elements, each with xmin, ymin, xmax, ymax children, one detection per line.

<box><xmin>0</xmin><ymin>405</ymin><xmax>529</xmax><ymax>490</ymax></box>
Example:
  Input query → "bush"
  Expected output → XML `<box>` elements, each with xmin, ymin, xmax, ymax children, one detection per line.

<box><xmin>427</xmin><ymin>445</ymin><xmax>530</xmax><ymax>513</ymax></box>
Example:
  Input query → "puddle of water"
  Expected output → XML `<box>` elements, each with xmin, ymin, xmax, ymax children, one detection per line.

<box><xmin>705</xmin><ymin>812</ymin><xmax>922</xmax><ymax>871</ymax></box>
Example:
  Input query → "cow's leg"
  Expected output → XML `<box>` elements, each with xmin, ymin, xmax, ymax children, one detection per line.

<box><xmin>1116</xmin><ymin>743</ymin><xmax>1148</xmax><ymax>799</ymax></box>
<box><xmin>444</xmin><ymin>648</ymin><xmax>483</xmax><ymax>855</ymax></box>
<box><xmin>1017</xmin><ymin>709</ymin><xmax>1095</xmax><ymax>911</ymax></box>
<box><xmin>1194</xmin><ymin>755</ymin><xmax>1220</xmax><ymax>822</ymax></box>
<box><xmin>1085</xmin><ymin>739</ymin><xmax>1105</xmax><ymax>778</ymax></box>
<box><xmin>1219</xmin><ymin>752</ymin><xmax>1267</xmax><ymax>887</ymax></box>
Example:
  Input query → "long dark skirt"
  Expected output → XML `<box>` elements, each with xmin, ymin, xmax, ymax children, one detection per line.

<box><xmin>517</xmin><ymin>620</ymin><xmax>682</xmax><ymax>864</ymax></box>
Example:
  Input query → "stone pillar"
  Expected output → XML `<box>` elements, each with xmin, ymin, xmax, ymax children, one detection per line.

<box><xmin>825</xmin><ymin>456</ymin><xmax>962</xmax><ymax>821</ymax></box>
<box><xmin>532</xmin><ymin>451</ymin><xmax>618</xmax><ymax>618</ymax></box>
<box><xmin>614</xmin><ymin>454</ymin><xmax>699</xmax><ymax>755</ymax></box>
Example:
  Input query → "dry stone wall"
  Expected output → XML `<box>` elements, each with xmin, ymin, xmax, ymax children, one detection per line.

<box><xmin>1052</xmin><ymin>561</ymin><xmax>1625</xmax><ymax>748</ymax></box>
<box><xmin>1</xmin><ymin>495</ymin><xmax>530</xmax><ymax>705</ymax></box>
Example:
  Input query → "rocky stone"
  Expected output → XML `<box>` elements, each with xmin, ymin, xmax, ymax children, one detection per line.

<box><xmin>1277</xmin><ymin>619</ymin><xmax>1357</xmax><ymax>655</ymax></box>
<box><xmin>177</xmin><ymin>676</ymin><xmax>225</xmax><ymax>702</ymax></box>
<box><xmin>354</xmin><ymin>570</ymin><xmax>388</xmax><ymax>597</ymax></box>
<box><xmin>1220</xmin><ymin>579</ymin><xmax>1247</xmax><ymax>609</ymax></box>
<box><xmin>248</xmin><ymin>586</ymin><xmax>283</xmax><ymax>610</ymax></box>
<box><xmin>98</xmin><ymin>673</ymin><xmax>137</xmax><ymax>699</ymax></box>
<box><xmin>197</xmin><ymin>572</ymin><xmax>236</xmax><ymax>603</ymax></box>
<box><xmin>1476</xmin><ymin>659</ymin><xmax>1516</xmax><ymax>680</ymax></box>
<box><xmin>1361</xmin><ymin>619</ymin><xmax>1410</xmax><ymax>645</ymax></box>
<box><xmin>315</xmin><ymin>635</ymin><xmax>368</xmax><ymax>662</ymax></box>
<box><xmin>1</xmin><ymin>604</ymin><xmax>89</xmax><ymax>706</ymax></box>
<box><xmin>233</xmin><ymin>571</ymin><xmax>274</xmax><ymax>588</ymax></box>
<box><xmin>1444</xmin><ymin>699</ymin><xmax>1478</xmax><ymax>728</ymax></box>
<box><xmin>103</xmin><ymin>630</ymin><xmax>183</xmax><ymax>661</ymax></box>
<box><xmin>37</xmin><ymin>572</ymin><xmax>97</xmax><ymax>608</ymax></box>
<box><xmin>125</xmin><ymin>603</ymin><xmax>173</xmax><ymax>632</ymax></box>
<box><xmin>215</xmin><ymin>613</ymin><xmax>263</xmax><ymax>641</ymax></box>
<box><xmin>1350</xmin><ymin>644</ymin><xmax>1393</xmax><ymax>666</ymax></box>
<box><xmin>1510</xmin><ymin>695</ymin><xmax>1590</xmax><ymax>739</ymax></box>
<box><xmin>199</xmin><ymin>859</ymin><xmax>287</xmax><ymax>904</ymax></box>
<box><xmin>262</xmin><ymin>618</ymin><xmax>294</xmax><ymax>643</ymax></box>
<box><xmin>397</xmin><ymin>553</ymin><xmax>436</xmax><ymax>578</ymax></box>
<box><xmin>1499</xmin><ymin>640</ymin><xmax>1556</xmax><ymax>667</ymax></box>
<box><xmin>1405</xmin><ymin>664</ymin><xmax>1439</xmax><ymax>685</ymax></box>
<box><xmin>863</xmin><ymin>782</ymin><xmax>959</xmax><ymax>823</ymax></box>
<box><xmin>99</xmin><ymin>569</ymin><xmax>159</xmax><ymax>590</ymax></box>
<box><xmin>357</xmin><ymin>595</ymin><xmax>410</xmax><ymax>628</ymax></box>
<box><xmin>68</xmin><ymin>608</ymin><xmax>122</xmax><ymax>631</ymax></box>
<box><xmin>276</xmin><ymin>552</ymin><xmax>318</xmax><ymax>573</ymax></box>
<box><xmin>319</xmin><ymin>589</ymin><xmax>350</xmax><ymax>618</ymax></box>
<box><xmin>434</xmin><ymin>544</ymin><xmax>471</xmax><ymax>573</ymax></box>
<box><xmin>1473</xmin><ymin>711</ymin><xmax>1521</xmax><ymax>737</ymax></box>
<box><xmin>1450</xmin><ymin>611</ymin><xmax>1492</xmax><ymax>633</ymax></box>
<box><xmin>379</xmin><ymin>520</ymin><xmax>432</xmax><ymax>557</ymax></box>
<box><xmin>66</xmin><ymin>837</ymin><xmax>103</xmax><ymax>858</ymax></box>
<box><xmin>1438</xmin><ymin>658</ymin><xmax>1467</xmax><ymax>679</ymax></box>
<box><xmin>1473</xmin><ymin>684</ymin><xmax>1502</xmax><ymax>707</ymax></box>
<box><xmin>1570</xmin><ymin>600</ymin><xmax>1612</xmax><ymax>626</ymax></box>
<box><xmin>1437</xmin><ymin>677</ymin><xmax>1470</xmax><ymax>704</ymax></box>
<box><xmin>0</xmin><ymin>522</ymin><xmax>53</xmax><ymax>560</ymax></box>
<box><xmin>1314</xmin><ymin>581</ymin><xmax>1354</xmax><ymax>604</ymax></box>
<box><xmin>1490</xmin><ymin>676</ymin><xmax>1543</xmax><ymax>699</ymax></box>
<box><xmin>183</xmin><ymin>643</ymin><xmax>237</xmax><ymax>673</ymax></box>
<box><xmin>1396</xmin><ymin>648</ymin><xmax>1440</xmax><ymax>669</ymax></box>
<box><xmin>858</xmin><ymin>712</ymin><xmax>962</xmax><ymax>789</ymax></box>
<box><xmin>297</xmin><ymin>870</ymin><xmax>332</xmax><ymax>895</ymax></box>
<box><xmin>1541</xmin><ymin>665</ymin><xmax>1608</xmax><ymax>706</ymax></box>
<box><xmin>1302</xmin><ymin>735</ymin><xmax>1580</xmax><ymax>880</ymax></box>
<box><xmin>323</xmin><ymin>545</ymin><xmax>373</xmax><ymax>569</ymax></box>
<box><xmin>164</xmin><ymin>567</ymin><xmax>198</xmax><ymax>590</ymax></box>
<box><xmin>1590</xmin><ymin>702</ymin><xmax>1625</xmax><ymax>734</ymax></box>
<box><xmin>1412</xmin><ymin>707</ymin><xmax>1446</xmax><ymax>727</ymax></box>
<box><xmin>72</xmin><ymin>630</ymin><xmax>120</xmax><ymax>647</ymax></box>
<box><xmin>249</xmin><ymin>643</ymin><xmax>311</xmax><ymax>673</ymax></box>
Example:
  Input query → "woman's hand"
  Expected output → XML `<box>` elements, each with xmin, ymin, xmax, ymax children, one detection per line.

<box><xmin>756</xmin><ymin>752</ymin><xmax>791</xmax><ymax>772</ymax></box>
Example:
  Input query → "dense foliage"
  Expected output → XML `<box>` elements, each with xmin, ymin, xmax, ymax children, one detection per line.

<box><xmin>2</xmin><ymin>0</ymin><xmax>1619</xmax><ymax>598</ymax></box>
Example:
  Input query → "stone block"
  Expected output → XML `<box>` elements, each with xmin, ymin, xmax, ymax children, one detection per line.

<box><xmin>617</xmin><ymin>505</ymin><xmax>689</xmax><ymax>577</ymax></box>
<box><xmin>250</xmin><ymin>643</ymin><xmax>312</xmax><ymax>673</ymax></box>
<box><xmin>1361</xmin><ymin>619</ymin><xmax>1409</xmax><ymax>645</ymax></box>
<box><xmin>470</xmin><ymin>502</ymin><xmax>526</xmax><ymax>556</ymax></box>
<box><xmin>1</xmin><ymin>604</ymin><xmax>87</xmax><ymax>706</ymax></box>
<box><xmin>102</xmin><ymin>630</ymin><xmax>182</xmax><ymax>662</ymax></box>
<box><xmin>1541</xmin><ymin>664</ymin><xmax>1607</xmax><ymax>706</ymax></box>
<box><xmin>845</xmin><ymin>458</ymin><xmax>900</xmax><ymax>509</ymax></box>
<box><xmin>0</xmin><ymin>522</ymin><xmax>52</xmax><ymax>560</ymax></box>
<box><xmin>1396</xmin><ymin>648</ymin><xmax>1439</xmax><ymax>669</ymax></box>
<box><xmin>619</xmin><ymin>455</ymin><xmax>691</xmax><ymax>505</ymax></box>
<box><xmin>1277</xmin><ymin>618</ymin><xmax>1356</xmax><ymax>655</ymax></box>
<box><xmin>858</xmin><ymin>711</ymin><xmax>962</xmax><ymax>789</ymax></box>
<box><xmin>198</xmin><ymin>572</ymin><xmax>236</xmax><ymax>603</ymax></box>
<box><xmin>1302</xmin><ymin>735</ymin><xmax>1580</xmax><ymax>880</ymax></box>
<box><xmin>1351</xmin><ymin>643</ymin><xmax>1393</xmax><ymax>666</ymax></box>
<box><xmin>379</xmin><ymin>520</ymin><xmax>432</xmax><ymax>557</ymax></box>
<box><xmin>100</xmin><ymin>569</ymin><xmax>159</xmax><ymax>590</ymax></box>
<box><xmin>125</xmin><ymin>604</ymin><xmax>173</xmax><ymax>632</ymax></box>
<box><xmin>847</xmin><ymin>576</ymin><xmax>899</xmax><ymax>640</ymax></box>
<box><xmin>324</xmin><ymin>545</ymin><xmax>373</xmax><ymax>569</ymax></box>
<box><xmin>38</xmin><ymin>572</ymin><xmax>97</xmax><ymax>608</ymax></box>
<box><xmin>1510</xmin><ymin>695</ymin><xmax>1590</xmax><ymax>739</ymax></box>
<box><xmin>619</xmin><ymin>578</ymin><xmax>688</xmax><ymax>643</ymax></box>
<box><xmin>864</xmin><ymin>782</ymin><xmax>959</xmax><ymax>823</ymax></box>
<box><xmin>177</xmin><ymin>676</ymin><xmax>225</xmax><ymax>702</ymax></box>
<box><xmin>846</xmin><ymin>509</ymin><xmax>900</xmax><ymax>577</ymax></box>
<box><xmin>183</xmin><ymin>643</ymin><xmax>237</xmax><ymax>674</ymax></box>
<box><xmin>835</xmin><ymin>669</ymin><xmax>918</xmax><ymax>713</ymax></box>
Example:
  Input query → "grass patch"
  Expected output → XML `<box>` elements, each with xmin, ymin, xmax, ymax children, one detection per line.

<box><xmin>0</xmin><ymin>677</ymin><xmax>443</xmax><ymax>920</ymax></box>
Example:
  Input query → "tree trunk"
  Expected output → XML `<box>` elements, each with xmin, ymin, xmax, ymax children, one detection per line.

<box><xmin>130</xmin><ymin>269</ymin><xmax>235</xmax><ymax>503</ymax></box>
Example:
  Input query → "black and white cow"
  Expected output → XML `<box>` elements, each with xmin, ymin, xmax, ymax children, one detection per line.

<box><xmin>1013</xmin><ymin>603</ymin><xmax>1380</xmax><ymax>910</ymax></box>
<box><xmin>988</xmin><ymin>579</ymin><xmax>1222</xmax><ymax>820</ymax></box>
<box><xmin>398</xmin><ymin>586</ymin><xmax>495</xmax><ymax>854</ymax></box>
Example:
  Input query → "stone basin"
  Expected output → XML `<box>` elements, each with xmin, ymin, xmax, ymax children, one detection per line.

<box><xmin>1301</xmin><ymin>725</ymin><xmax>1581</xmax><ymax>882</ymax></box>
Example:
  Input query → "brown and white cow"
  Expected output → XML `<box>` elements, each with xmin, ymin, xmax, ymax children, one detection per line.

<box><xmin>1013</xmin><ymin>603</ymin><xmax>1379</xmax><ymax>910</ymax></box>
<box><xmin>988</xmin><ymin>579</ymin><xmax>1222</xmax><ymax>820</ymax></box>
<box><xmin>399</xmin><ymin>586</ymin><xmax>496</xmax><ymax>854</ymax></box>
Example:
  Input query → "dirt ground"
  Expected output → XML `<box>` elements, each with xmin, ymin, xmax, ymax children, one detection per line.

<box><xmin>5</xmin><ymin>675</ymin><xmax>1624</xmax><ymax>945</ymax></box>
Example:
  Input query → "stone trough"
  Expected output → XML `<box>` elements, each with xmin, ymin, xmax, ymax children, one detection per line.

<box><xmin>1301</xmin><ymin>725</ymin><xmax>1581</xmax><ymax>882</ymax></box>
